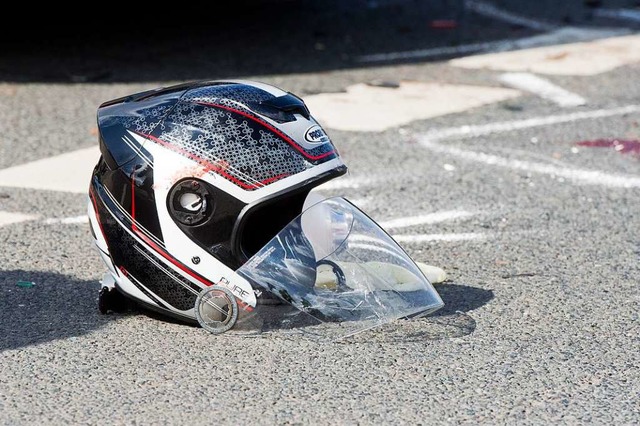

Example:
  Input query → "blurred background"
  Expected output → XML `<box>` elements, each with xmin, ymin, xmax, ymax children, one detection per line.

<box><xmin>2</xmin><ymin>0</ymin><xmax>639</xmax><ymax>83</ymax></box>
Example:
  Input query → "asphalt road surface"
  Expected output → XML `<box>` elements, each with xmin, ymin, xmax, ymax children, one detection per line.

<box><xmin>1</xmin><ymin>1</ymin><xmax>639</xmax><ymax>424</ymax></box>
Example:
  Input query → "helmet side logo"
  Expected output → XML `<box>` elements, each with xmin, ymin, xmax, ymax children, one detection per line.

<box><xmin>304</xmin><ymin>125</ymin><xmax>329</xmax><ymax>145</ymax></box>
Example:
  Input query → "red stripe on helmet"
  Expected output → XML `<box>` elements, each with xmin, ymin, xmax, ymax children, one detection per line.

<box><xmin>196</xmin><ymin>101</ymin><xmax>335</xmax><ymax>161</ymax></box>
<box><xmin>128</xmin><ymin>178</ymin><xmax>253</xmax><ymax>312</ymax></box>
<box><xmin>136</xmin><ymin>131</ymin><xmax>289</xmax><ymax>190</ymax></box>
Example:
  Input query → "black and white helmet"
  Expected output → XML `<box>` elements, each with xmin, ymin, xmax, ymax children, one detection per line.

<box><xmin>89</xmin><ymin>80</ymin><xmax>442</xmax><ymax>337</ymax></box>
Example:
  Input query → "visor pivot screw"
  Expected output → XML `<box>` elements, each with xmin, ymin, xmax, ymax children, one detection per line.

<box><xmin>192</xmin><ymin>256</ymin><xmax>200</xmax><ymax>265</ymax></box>
<box><xmin>186</xmin><ymin>216</ymin><xmax>193</xmax><ymax>223</ymax></box>
<box><xmin>191</xmin><ymin>180</ymin><xmax>200</xmax><ymax>189</ymax></box>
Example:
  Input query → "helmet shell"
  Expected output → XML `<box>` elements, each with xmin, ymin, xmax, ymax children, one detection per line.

<box><xmin>88</xmin><ymin>81</ymin><xmax>346</xmax><ymax>321</ymax></box>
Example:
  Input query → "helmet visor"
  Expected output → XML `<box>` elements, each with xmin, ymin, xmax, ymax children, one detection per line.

<box><xmin>231</xmin><ymin>197</ymin><xmax>443</xmax><ymax>341</ymax></box>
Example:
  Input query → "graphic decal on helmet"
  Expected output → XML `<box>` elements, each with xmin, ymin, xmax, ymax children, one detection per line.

<box><xmin>96</xmin><ymin>176</ymin><xmax>166</xmax><ymax>250</ymax></box>
<box><xmin>94</xmin><ymin>175</ymin><xmax>256</xmax><ymax>314</ymax></box>
<box><xmin>121</xmin><ymin>133</ymin><xmax>154</xmax><ymax>168</ymax></box>
<box><xmin>136</xmin><ymin>99</ymin><xmax>336</xmax><ymax>191</ymax></box>
<box><xmin>115</xmin><ymin>101</ymin><xmax>174</xmax><ymax>135</ymax></box>
<box><xmin>195</xmin><ymin>102</ymin><xmax>336</xmax><ymax>161</ymax></box>
<box><xmin>94</xmin><ymin>183</ymin><xmax>199</xmax><ymax>311</ymax></box>
<box><xmin>304</xmin><ymin>125</ymin><xmax>330</xmax><ymax>145</ymax></box>
<box><xmin>182</xmin><ymin>83</ymin><xmax>277</xmax><ymax>109</ymax></box>
<box><xmin>119</xmin><ymin>266</ymin><xmax>172</xmax><ymax>310</ymax></box>
<box><xmin>135</xmin><ymin>131</ymin><xmax>290</xmax><ymax>191</ymax></box>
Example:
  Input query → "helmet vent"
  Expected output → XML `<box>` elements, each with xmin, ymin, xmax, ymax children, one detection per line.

<box><xmin>168</xmin><ymin>179</ymin><xmax>212</xmax><ymax>226</ymax></box>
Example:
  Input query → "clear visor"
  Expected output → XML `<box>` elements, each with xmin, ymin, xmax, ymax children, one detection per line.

<box><xmin>198</xmin><ymin>197</ymin><xmax>443</xmax><ymax>341</ymax></box>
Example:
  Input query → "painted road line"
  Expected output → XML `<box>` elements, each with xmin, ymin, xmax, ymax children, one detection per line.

<box><xmin>450</xmin><ymin>34</ymin><xmax>640</xmax><ymax>76</ymax></box>
<box><xmin>42</xmin><ymin>216</ymin><xmax>89</xmax><ymax>225</ymax></box>
<box><xmin>304</xmin><ymin>82</ymin><xmax>520</xmax><ymax>132</ymax></box>
<box><xmin>498</xmin><ymin>72</ymin><xmax>586</xmax><ymax>107</ymax></box>
<box><xmin>419</xmin><ymin>105</ymin><xmax>640</xmax><ymax>143</ymax></box>
<box><xmin>393</xmin><ymin>233</ymin><xmax>486</xmax><ymax>243</ymax></box>
<box><xmin>501</xmin><ymin>27</ymin><xmax>629</xmax><ymax>48</ymax></box>
<box><xmin>594</xmin><ymin>8</ymin><xmax>640</xmax><ymax>23</ymax></box>
<box><xmin>417</xmin><ymin>139</ymin><xmax>640</xmax><ymax>189</ymax></box>
<box><xmin>0</xmin><ymin>211</ymin><xmax>38</xmax><ymax>227</ymax></box>
<box><xmin>356</xmin><ymin>27</ymin><xmax>627</xmax><ymax>64</ymax></box>
<box><xmin>357</xmin><ymin>41</ymin><xmax>493</xmax><ymax>63</ymax></box>
<box><xmin>0</xmin><ymin>146</ymin><xmax>100</xmax><ymax>194</ymax></box>
<box><xmin>465</xmin><ymin>0</ymin><xmax>556</xmax><ymax>31</ymax></box>
<box><xmin>379</xmin><ymin>211</ymin><xmax>476</xmax><ymax>230</ymax></box>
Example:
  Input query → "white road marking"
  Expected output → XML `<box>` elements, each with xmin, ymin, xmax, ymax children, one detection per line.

<box><xmin>357</xmin><ymin>41</ymin><xmax>493</xmax><ymax>63</ymax></box>
<box><xmin>594</xmin><ymin>8</ymin><xmax>640</xmax><ymax>23</ymax></box>
<box><xmin>304</xmin><ymin>82</ymin><xmax>520</xmax><ymax>132</ymax></box>
<box><xmin>42</xmin><ymin>215</ymin><xmax>89</xmax><ymax>225</ymax></box>
<box><xmin>0</xmin><ymin>211</ymin><xmax>38</xmax><ymax>227</ymax></box>
<box><xmin>498</xmin><ymin>72</ymin><xmax>587</xmax><ymax>107</ymax></box>
<box><xmin>503</xmin><ymin>26</ymin><xmax>629</xmax><ymax>48</ymax></box>
<box><xmin>419</xmin><ymin>104</ymin><xmax>640</xmax><ymax>143</ymax></box>
<box><xmin>356</xmin><ymin>27</ymin><xmax>627</xmax><ymax>63</ymax></box>
<box><xmin>450</xmin><ymin>34</ymin><xmax>640</xmax><ymax>76</ymax></box>
<box><xmin>418</xmin><ymin>139</ymin><xmax>640</xmax><ymax>189</ymax></box>
<box><xmin>0</xmin><ymin>146</ymin><xmax>100</xmax><ymax>194</ymax></box>
<box><xmin>379</xmin><ymin>211</ymin><xmax>475</xmax><ymax>230</ymax></box>
<box><xmin>465</xmin><ymin>0</ymin><xmax>556</xmax><ymax>31</ymax></box>
<box><xmin>393</xmin><ymin>232</ymin><xmax>486</xmax><ymax>243</ymax></box>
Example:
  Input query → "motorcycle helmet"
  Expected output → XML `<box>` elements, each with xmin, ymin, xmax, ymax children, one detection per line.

<box><xmin>88</xmin><ymin>80</ymin><xmax>443</xmax><ymax>339</ymax></box>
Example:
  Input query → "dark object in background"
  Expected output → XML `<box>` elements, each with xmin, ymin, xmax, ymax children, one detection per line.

<box><xmin>584</xmin><ymin>0</ymin><xmax>603</xmax><ymax>7</ymax></box>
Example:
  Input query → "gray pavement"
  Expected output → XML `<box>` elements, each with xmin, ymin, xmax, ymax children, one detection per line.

<box><xmin>1</xmin><ymin>1</ymin><xmax>639</xmax><ymax>424</ymax></box>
